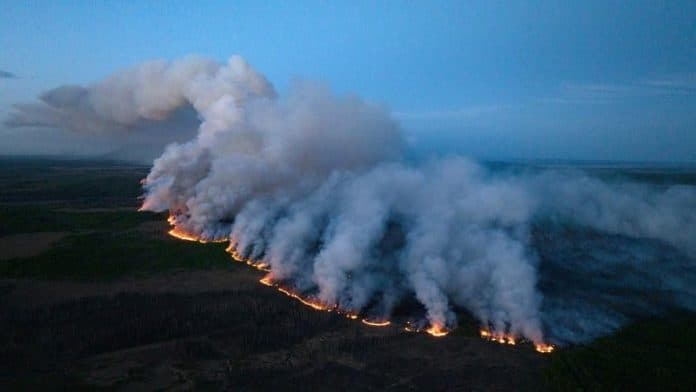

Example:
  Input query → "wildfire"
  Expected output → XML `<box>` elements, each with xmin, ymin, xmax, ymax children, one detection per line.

<box><xmin>259</xmin><ymin>275</ymin><xmax>274</xmax><ymax>286</ymax></box>
<box><xmin>259</xmin><ymin>274</ymin><xmax>334</xmax><ymax>311</ymax></box>
<box><xmin>535</xmin><ymin>343</ymin><xmax>555</xmax><ymax>353</ymax></box>
<box><xmin>258</xmin><ymin>275</ymin><xmax>389</xmax><ymax>325</ymax></box>
<box><xmin>361</xmin><ymin>319</ymin><xmax>391</xmax><ymax>327</ymax></box>
<box><xmin>279</xmin><ymin>287</ymin><xmax>331</xmax><ymax>311</ymax></box>
<box><xmin>425</xmin><ymin>324</ymin><xmax>449</xmax><ymax>337</ymax></box>
<box><xmin>479</xmin><ymin>329</ymin><xmax>516</xmax><ymax>345</ymax></box>
<box><xmin>165</xmin><ymin>216</ymin><xmax>555</xmax><ymax>353</ymax></box>
<box><xmin>242</xmin><ymin>258</ymin><xmax>271</xmax><ymax>272</ymax></box>
<box><xmin>480</xmin><ymin>328</ymin><xmax>555</xmax><ymax>353</ymax></box>
<box><xmin>168</xmin><ymin>227</ymin><xmax>204</xmax><ymax>242</ymax></box>
<box><xmin>166</xmin><ymin>218</ymin><xmax>226</xmax><ymax>243</ymax></box>
<box><xmin>226</xmin><ymin>243</ymin><xmax>272</xmax><ymax>272</ymax></box>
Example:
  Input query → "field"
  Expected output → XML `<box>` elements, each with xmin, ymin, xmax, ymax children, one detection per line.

<box><xmin>0</xmin><ymin>158</ymin><xmax>694</xmax><ymax>391</ymax></box>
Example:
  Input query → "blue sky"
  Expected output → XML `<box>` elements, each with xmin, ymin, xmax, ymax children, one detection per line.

<box><xmin>1</xmin><ymin>1</ymin><xmax>695</xmax><ymax>162</ymax></box>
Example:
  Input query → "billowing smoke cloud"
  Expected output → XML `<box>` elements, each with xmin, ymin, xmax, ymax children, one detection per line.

<box><xmin>4</xmin><ymin>56</ymin><xmax>275</xmax><ymax>161</ymax></box>
<box><xmin>6</xmin><ymin>56</ymin><xmax>275</xmax><ymax>133</ymax></box>
<box><xmin>13</xmin><ymin>55</ymin><xmax>696</xmax><ymax>345</ymax></box>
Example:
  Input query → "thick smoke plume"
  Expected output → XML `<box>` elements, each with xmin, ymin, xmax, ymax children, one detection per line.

<box><xmin>16</xmin><ymin>55</ymin><xmax>696</xmax><ymax>346</ymax></box>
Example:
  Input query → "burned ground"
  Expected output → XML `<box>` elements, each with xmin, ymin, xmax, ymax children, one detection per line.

<box><xmin>0</xmin><ymin>158</ymin><xmax>694</xmax><ymax>391</ymax></box>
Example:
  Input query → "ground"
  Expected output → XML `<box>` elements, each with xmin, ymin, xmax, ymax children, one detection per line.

<box><xmin>0</xmin><ymin>158</ymin><xmax>694</xmax><ymax>391</ymax></box>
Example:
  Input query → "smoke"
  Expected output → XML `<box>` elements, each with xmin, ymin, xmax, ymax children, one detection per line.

<box><xmin>12</xmin><ymin>55</ymin><xmax>695</xmax><ymax>345</ymax></box>
<box><xmin>4</xmin><ymin>56</ymin><xmax>274</xmax><ymax>161</ymax></box>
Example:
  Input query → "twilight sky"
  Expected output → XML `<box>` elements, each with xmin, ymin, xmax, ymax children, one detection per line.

<box><xmin>1</xmin><ymin>1</ymin><xmax>695</xmax><ymax>162</ymax></box>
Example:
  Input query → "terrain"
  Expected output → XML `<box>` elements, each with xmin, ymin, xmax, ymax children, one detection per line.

<box><xmin>0</xmin><ymin>158</ymin><xmax>694</xmax><ymax>391</ymax></box>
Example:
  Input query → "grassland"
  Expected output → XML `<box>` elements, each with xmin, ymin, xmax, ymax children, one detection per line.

<box><xmin>546</xmin><ymin>315</ymin><xmax>696</xmax><ymax>391</ymax></box>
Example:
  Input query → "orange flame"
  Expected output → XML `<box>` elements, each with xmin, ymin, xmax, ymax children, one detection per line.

<box><xmin>166</xmin><ymin>219</ymin><xmax>226</xmax><ymax>243</ymax></box>
<box><xmin>166</xmin><ymin>214</ymin><xmax>554</xmax><ymax>353</ymax></box>
<box><xmin>259</xmin><ymin>276</ymin><xmax>274</xmax><ymax>286</ymax></box>
<box><xmin>278</xmin><ymin>287</ymin><xmax>331</xmax><ymax>311</ymax></box>
<box><xmin>259</xmin><ymin>274</ymin><xmax>334</xmax><ymax>311</ymax></box>
<box><xmin>168</xmin><ymin>227</ymin><xmax>203</xmax><ymax>242</ymax></box>
<box><xmin>226</xmin><ymin>242</ymin><xmax>272</xmax><ymax>272</ymax></box>
<box><xmin>425</xmin><ymin>324</ymin><xmax>449</xmax><ymax>337</ymax></box>
<box><xmin>361</xmin><ymin>319</ymin><xmax>391</xmax><ymax>327</ymax></box>
<box><xmin>480</xmin><ymin>328</ymin><xmax>554</xmax><ymax>353</ymax></box>
<box><xmin>479</xmin><ymin>329</ymin><xmax>517</xmax><ymax>345</ymax></box>
<box><xmin>535</xmin><ymin>343</ymin><xmax>555</xmax><ymax>353</ymax></box>
<box><xmin>167</xmin><ymin>228</ymin><xmax>225</xmax><ymax>243</ymax></box>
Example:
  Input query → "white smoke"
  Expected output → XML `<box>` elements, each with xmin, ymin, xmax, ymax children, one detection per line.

<box><xmin>4</xmin><ymin>56</ymin><xmax>275</xmax><ymax>161</ymax></box>
<box><xmin>10</xmin><ymin>55</ymin><xmax>695</xmax><ymax>345</ymax></box>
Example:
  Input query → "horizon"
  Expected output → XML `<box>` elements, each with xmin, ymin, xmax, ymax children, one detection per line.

<box><xmin>4</xmin><ymin>154</ymin><xmax>696</xmax><ymax>170</ymax></box>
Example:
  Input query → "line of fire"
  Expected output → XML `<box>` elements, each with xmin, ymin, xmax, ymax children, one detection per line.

<box><xmin>167</xmin><ymin>216</ymin><xmax>554</xmax><ymax>354</ymax></box>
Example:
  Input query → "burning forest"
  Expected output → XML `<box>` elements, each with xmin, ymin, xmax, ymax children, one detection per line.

<box><xmin>9</xmin><ymin>55</ymin><xmax>696</xmax><ymax>354</ymax></box>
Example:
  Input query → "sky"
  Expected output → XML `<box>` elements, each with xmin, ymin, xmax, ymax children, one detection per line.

<box><xmin>1</xmin><ymin>1</ymin><xmax>695</xmax><ymax>162</ymax></box>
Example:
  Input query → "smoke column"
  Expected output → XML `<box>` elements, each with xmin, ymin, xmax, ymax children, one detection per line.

<box><xmin>10</xmin><ymin>55</ymin><xmax>696</xmax><ymax>346</ymax></box>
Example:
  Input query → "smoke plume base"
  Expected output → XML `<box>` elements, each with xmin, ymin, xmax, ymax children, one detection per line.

<box><xmin>169</xmin><ymin>221</ymin><xmax>556</xmax><ymax>352</ymax></box>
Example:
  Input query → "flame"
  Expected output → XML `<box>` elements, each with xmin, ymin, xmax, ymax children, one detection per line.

<box><xmin>361</xmin><ymin>319</ymin><xmax>391</xmax><ymax>327</ymax></box>
<box><xmin>166</xmin><ymin>219</ymin><xmax>225</xmax><ymax>243</ymax></box>
<box><xmin>480</xmin><ymin>328</ymin><xmax>554</xmax><ymax>353</ymax></box>
<box><xmin>425</xmin><ymin>324</ymin><xmax>449</xmax><ymax>337</ymax></box>
<box><xmin>259</xmin><ymin>276</ymin><xmax>274</xmax><ymax>286</ymax></box>
<box><xmin>479</xmin><ymin>328</ymin><xmax>516</xmax><ymax>345</ymax></box>
<box><xmin>278</xmin><ymin>287</ymin><xmax>331</xmax><ymax>311</ymax></box>
<box><xmin>259</xmin><ymin>275</ymin><xmax>384</xmax><ymax>324</ymax></box>
<box><xmin>226</xmin><ymin>242</ymin><xmax>272</xmax><ymax>271</ymax></box>
<box><xmin>243</xmin><ymin>258</ymin><xmax>271</xmax><ymax>272</ymax></box>
<box><xmin>259</xmin><ymin>274</ymin><xmax>333</xmax><ymax>311</ymax></box>
<box><xmin>168</xmin><ymin>227</ymin><xmax>204</xmax><ymax>242</ymax></box>
<box><xmin>535</xmin><ymin>343</ymin><xmax>555</xmax><ymax>353</ymax></box>
<box><xmin>164</xmin><ymin>214</ymin><xmax>554</xmax><ymax>353</ymax></box>
<box><xmin>167</xmin><ymin>228</ymin><xmax>225</xmax><ymax>243</ymax></box>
